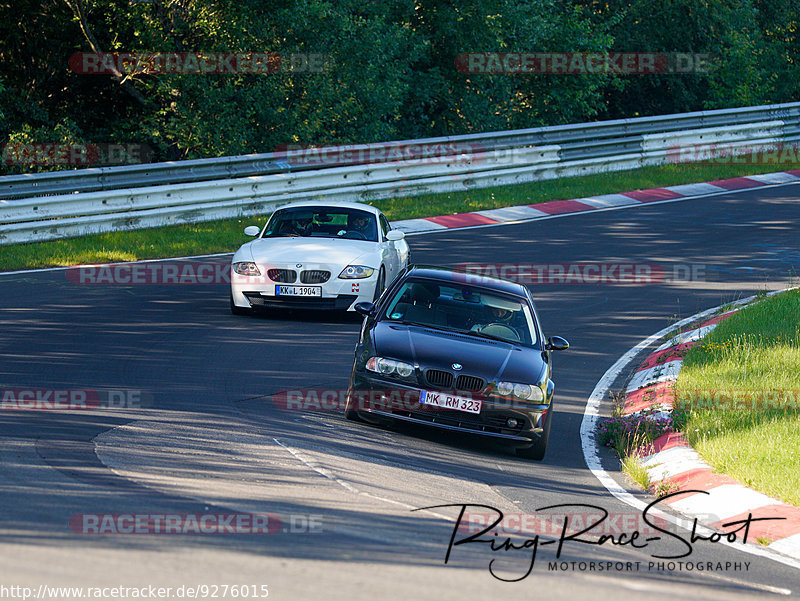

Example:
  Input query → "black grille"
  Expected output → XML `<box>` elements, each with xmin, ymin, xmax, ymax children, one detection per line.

<box><xmin>267</xmin><ymin>269</ymin><xmax>296</xmax><ymax>283</ymax></box>
<box><xmin>242</xmin><ymin>293</ymin><xmax>358</xmax><ymax>310</ymax></box>
<box><xmin>455</xmin><ymin>375</ymin><xmax>485</xmax><ymax>392</ymax></box>
<box><xmin>398</xmin><ymin>410</ymin><xmax>527</xmax><ymax>433</ymax></box>
<box><xmin>300</xmin><ymin>270</ymin><xmax>330</xmax><ymax>284</ymax></box>
<box><xmin>425</xmin><ymin>369</ymin><xmax>454</xmax><ymax>389</ymax></box>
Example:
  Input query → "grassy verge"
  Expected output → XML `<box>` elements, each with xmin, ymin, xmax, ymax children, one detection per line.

<box><xmin>675</xmin><ymin>288</ymin><xmax>800</xmax><ymax>507</ymax></box>
<box><xmin>2</xmin><ymin>160</ymin><xmax>800</xmax><ymax>271</ymax></box>
<box><xmin>597</xmin><ymin>407</ymin><xmax>686</xmax><ymax>495</ymax></box>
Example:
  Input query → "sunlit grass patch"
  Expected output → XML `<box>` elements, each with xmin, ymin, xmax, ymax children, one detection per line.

<box><xmin>676</xmin><ymin>289</ymin><xmax>800</xmax><ymax>506</ymax></box>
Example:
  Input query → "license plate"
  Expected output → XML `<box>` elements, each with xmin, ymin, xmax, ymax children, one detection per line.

<box><xmin>275</xmin><ymin>285</ymin><xmax>322</xmax><ymax>297</ymax></box>
<box><xmin>419</xmin><ymin>390</ymin><xmax>482</xmax><ymax>414</ymax></box>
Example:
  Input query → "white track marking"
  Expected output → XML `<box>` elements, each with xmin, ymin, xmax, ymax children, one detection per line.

<box><xmin>626</xmin><ymin>360</ymin><xmax>683</xmax><ymax>391</ymax></box>
<box><xmin>575</xmin><ymin>193</ymin><xmax>640</xmax><ymax>208</ymax></box>
<box><xmin>771</xmin><ymin>534</ymin><xmax>800</xmax><ymax>560</ymax></box>
<box><xmin>669</xmin><ymin>485</ymin><xmax>782</xmax><ymax>522</ymax></box>
<box><xmin>642</xmin><ymin>447</ymin><xmax>710</xmax><ymax>482</ymax></box>
<box><xmin>665</xmin><ymin>182</ymin><xmax>728</xmax><ymax>196</ymax></box>
<box><xmin>391</xmin><ymin>218</ymin><xmax>449</xmax><ymax>233</ymax></box>
<box><xmin>272</xmin><ymin>437</ymin><xmax>454</xmax><ymax>521</ymax></box>
<box><xmin>656</xmin><ymin>325</ymin><xmax>718</xmax><ymax>351</ymax></box>
<box><xmin>746</xmin><ymin>172</ymin><xmax>800</xmax><ymax>184</ymax></box>
<box><xmin>474</xmin><ymin>206</ymin><xmax>549</xmax><ymax>221</ymax></box>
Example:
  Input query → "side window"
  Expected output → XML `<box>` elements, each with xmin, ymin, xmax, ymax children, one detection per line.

<box><xmin>379</xmin><ymin>214</ymin><xmax>391</xmax><ymax>238</ymax></box>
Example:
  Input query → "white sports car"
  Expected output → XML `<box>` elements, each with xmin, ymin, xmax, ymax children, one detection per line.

<box><xmin>230</xmin><ymin>201</ymin><xmax>410</xmax><ymax>313</ymax></box>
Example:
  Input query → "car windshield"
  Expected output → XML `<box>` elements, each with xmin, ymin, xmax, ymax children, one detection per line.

<box><xmin>262</xmin><ymin>207</ymin><xmax>378</xmax><ymax>242</ymax></box>
<box><xmin>383</xmin><ymin>279</ymin><xmax>538</xmax><ymax>345</ymax></box>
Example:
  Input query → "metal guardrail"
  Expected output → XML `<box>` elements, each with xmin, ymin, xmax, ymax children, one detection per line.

<box><xmin>1</xmin><ymin>102</ymin><xmax>799</xmax><ymax>245</ymax></box>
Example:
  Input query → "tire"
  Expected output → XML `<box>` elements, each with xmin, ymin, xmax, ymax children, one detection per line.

<box><xmin>230</xmin><ymin>292</ymin><xmax>253</xmax><ymax>316</ymax></box>
<box><xmin>516</xmin><ymin>404</ymin><xmax>553</xmax><ymax>460</ymax></box>
<box><xmin>373</xmin><ymin>267</ymin><xmax>386</xmax><ymax>302</ymax></box>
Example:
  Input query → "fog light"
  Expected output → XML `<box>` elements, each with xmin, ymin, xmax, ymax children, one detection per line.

<box><xmin>506</xmin><ymin>418</ymin><xmax>519</xmax><ymax>428</ymax></box>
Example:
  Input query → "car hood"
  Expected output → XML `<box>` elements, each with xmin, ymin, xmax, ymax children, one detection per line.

<box><xmin>244</xmin><ymin>237</ymin><xmax>376</xmax><ymax>266</ymax></box>
<box><xmin>371</xmin><ymin>322</ymin><xmax>546</xmax><ymax>384</ymax></box>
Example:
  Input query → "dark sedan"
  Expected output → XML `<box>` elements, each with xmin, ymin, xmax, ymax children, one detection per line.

<box><xmin>344</xmin><ymin>265</ymin><xmax>569</xmax><ymax>460</ymax></box>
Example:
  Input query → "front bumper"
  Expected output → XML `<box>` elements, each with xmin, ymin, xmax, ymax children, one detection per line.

<box><xmin>243</xmin><ymin>292</ymin><xmax>359</xmax><ymax>311</ymax></box>
<box><xmin>230</xmin><ymin>264</ymin><xmax>378</xmax><ymax>311</ymax></box>
<box><xmin>348</xmin><ymin>372</ymin><xmax>549</xmax><ymax>447</ymax></box>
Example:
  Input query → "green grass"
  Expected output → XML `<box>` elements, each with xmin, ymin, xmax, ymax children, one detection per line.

<box><xmin>597</xmin><ymin>407</ymin><xmax>689</xmax><ymax>495</ymax></box>
<box><xmin>675</xmin><ymin>288</ymin><xmax>800</xmax><ymax>507</ymax></box>
<box><xmin>2</xmin><ymin>159</ymin><xmax>800</xmax><ymax>271</ymax></box>
<box><xmin>621</xmin><ymin>454</ymin><xmax>652</xmax><ymax>491</ymax></box>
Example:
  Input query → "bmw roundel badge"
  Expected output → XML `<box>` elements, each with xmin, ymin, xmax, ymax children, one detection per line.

<box><xmin>452</xmin><ymin>363</ymin><xmax>462</xmax><ymax>371</ymax></box>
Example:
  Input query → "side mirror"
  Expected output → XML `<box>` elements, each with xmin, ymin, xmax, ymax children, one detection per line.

<box><xmin>386</xmin><ymin>230</ymin><xmax>405</xmax><ymax>242</ymax></box>
<box><xmin>244</xmin><ymin>226</ymin><xmax>261</xmax><ymax>237</ymax></box>
<box><xmin>354</xmin><ymin>301</ymin><xmax>375</xmax><ymax>316</ymax></box>
<box><xmin>545</xmin><ymin>336</ymin><xmax>569</xmax><ymax>351</ymax></box>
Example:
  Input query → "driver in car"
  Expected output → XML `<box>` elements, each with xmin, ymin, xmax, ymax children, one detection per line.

<box><xmin>348</xmin><ymin>213</ymin><xmax>373</xmax><ymax>237</ymax></box>
<box><xmin>278</xmin><ymin>213</ymin><xmax>317</xmax><ymax>236</ymax></box>
<box><xmin>472</xmin><ymin>306</ymin><xmax>513</xmax><ymax>329</ymax></box>
<box><xmin>470</xmin><ymin>304</ymin><xmax>523</xmax><ymax>341</ymax></box>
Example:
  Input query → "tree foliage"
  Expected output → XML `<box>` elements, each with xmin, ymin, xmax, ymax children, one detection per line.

<box><xmin>0</xmin><ymin>0</ymin><xmax>797</xmax><ymax>172</ymax></box>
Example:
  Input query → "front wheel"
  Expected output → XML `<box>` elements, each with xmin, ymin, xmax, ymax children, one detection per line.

<box><xmin>516</xmin><ymin>404</ymin><xmax>553</xmax><ymax>460</ymax></box>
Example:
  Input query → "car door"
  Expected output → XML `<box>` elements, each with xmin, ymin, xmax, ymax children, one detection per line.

<box><xmin>378</xmin><ymin>213</ymin><xmax>399</xmax><ymax>279</ymax></box>
<box><xmin>380</xmin><ymin>213</ymin><xmax>408</xmax><ymax>279</ymax></box>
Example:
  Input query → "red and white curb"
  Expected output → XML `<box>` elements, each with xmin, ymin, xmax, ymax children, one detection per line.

<box><xmin>391</xmin><ymin>170</ymin><xmax>800</xmax><ymax>234</ymax></box>
<box><xmin>585</xmin><ymin>289</ymin><xmax>800</xmax><ymax>566</ymax></box>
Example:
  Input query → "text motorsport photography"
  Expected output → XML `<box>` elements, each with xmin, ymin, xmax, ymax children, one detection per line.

<box><xmin>414</xmin><ymin>501</ymin><xmax>765</xmax><ymax>582</ymax></box>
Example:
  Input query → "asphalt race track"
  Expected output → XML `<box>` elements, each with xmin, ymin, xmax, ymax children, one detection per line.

<box><xmin>2</xmin><ymin>183</ymin><xmax>800</xmax><ymax>600</ymax></box>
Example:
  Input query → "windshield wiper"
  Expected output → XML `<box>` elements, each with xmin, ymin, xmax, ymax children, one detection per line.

<box><xmin>458</xmin><ymin>329</ymin><xmax>514</xmax><ymax>343</ymax></box>
<box><xmin>390</xmin><ymin>321</ymin><xmax>501</xmax><ymax>339</ymax></box>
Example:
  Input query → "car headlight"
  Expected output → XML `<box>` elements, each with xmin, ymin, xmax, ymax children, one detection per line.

<box><xmin>366</xmin><ymin>356</ymin><xmax>415</xmax><ymax>379</ymax></box>
<box><xmin>339</xmin><ymin>265</ymin><xmax>375</xmax><ymax>279</ymax></box>
<box><xmin>496</xmin><ymin>381</ymin><xmax>514</xmax><ymax>396</ymax></box>
<box><xmin>232</xmin><ymin>262</ymin><xmax>261</xmax><ymax>276</ymax></box>
<box><xmin>496</xmin><ymin>381</ymin><xmax>544</xmax><ymax>402</ymax></box>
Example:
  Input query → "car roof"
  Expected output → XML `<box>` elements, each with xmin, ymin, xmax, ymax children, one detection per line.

<box><xmin>405</xmin><ymin>265</ymin><xmax>528</xmax><ymax>297</ymax></box>
<box><xmin>272</xmin><ymin>200</ymin><xmax>381</xmax><ymax>216</ymax></box>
